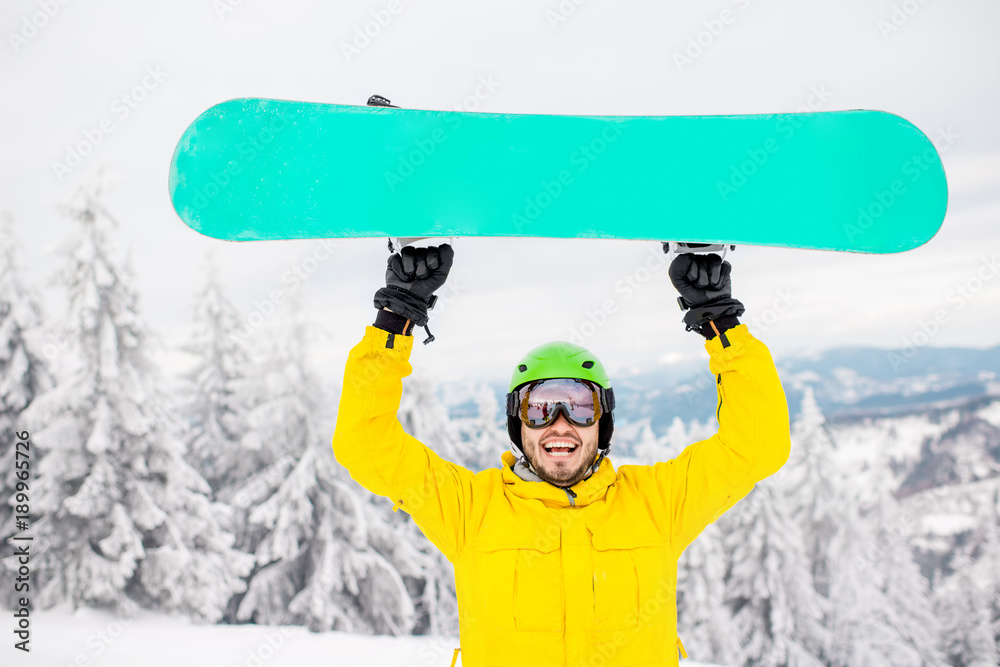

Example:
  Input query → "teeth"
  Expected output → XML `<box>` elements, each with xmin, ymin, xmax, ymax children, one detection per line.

<box><xmin>544</xmin><ymin>443</ymin><xmax>577</xmax><ymax>457</ymax></box>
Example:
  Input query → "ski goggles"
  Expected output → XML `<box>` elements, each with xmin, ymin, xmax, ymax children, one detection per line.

<box><xmin>506</xmin><ymin>378</ymin><xmax>615</xmax><ymax>429</ymax></box>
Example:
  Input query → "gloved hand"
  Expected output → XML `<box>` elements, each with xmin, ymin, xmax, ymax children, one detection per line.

<box><xmin>373</xmin><ymin>244</ymin><xmax>454</xmax><ymax>328</ymax></box>
<box><xmin>668</xmin><ymin>253</ymin><xmax>744</xmax><ymax>336</ymax></box>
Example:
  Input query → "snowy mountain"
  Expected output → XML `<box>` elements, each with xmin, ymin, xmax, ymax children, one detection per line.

<box><xmin>444</xmin><ymin>341</ymin><xmax>1000</xmax><ymax>455</ymax></box>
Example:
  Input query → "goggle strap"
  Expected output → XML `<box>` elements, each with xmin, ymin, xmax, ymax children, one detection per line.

<box><xmin>505</xmin><ymin>391</ymin><xmax>518</xmax><ymax>417</ymax></box>
<box><xmin>602</xmin><ymin>387</ymin><xmax>615</xmax><ymax>413</ymax></box>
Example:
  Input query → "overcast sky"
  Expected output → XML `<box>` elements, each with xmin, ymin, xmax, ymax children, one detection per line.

<box><xmin>1</xmin><ymin>0</ymin><xmax>998</xmax><ymax>388</ymax></box>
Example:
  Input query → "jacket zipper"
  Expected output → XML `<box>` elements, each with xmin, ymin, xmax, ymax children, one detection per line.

<box><xmin>715</xmin><ymin>374</ymin><xmax>723</xmax><ymax>424</ymax></box>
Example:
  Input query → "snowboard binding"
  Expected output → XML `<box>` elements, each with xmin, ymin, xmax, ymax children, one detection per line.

<box><xmin>662</xmin><ymin>242</ymin><xmax>735</xmax><ymax>262</ymax></box>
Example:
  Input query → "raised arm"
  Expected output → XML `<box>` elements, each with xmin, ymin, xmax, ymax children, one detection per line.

<box><xmin>332</xmin><ymin>244</ymin><xmax>474</xmax><ymax>562</ymax></box>
<box><xmin>654</xmin><ymin>251</ymin><xmax>791</xmax><ymax>551</ymax></box>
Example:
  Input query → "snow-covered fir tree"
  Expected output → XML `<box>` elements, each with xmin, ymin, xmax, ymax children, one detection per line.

<box><xmin>20</xmin><ymin>187</ymin><xmax>252</xmax><ymax>620</ymax></box>
<box><xmin>0</xmin><ymin>213</ymin><xmax>53</xmax><ymax>608</ymax></box>
<box><xmin>449</xmin><ymin>383</ymin><xmax>507</xmax><ymax>472</ymax></box>
<box><xmin>935</xmin><ymin>548</ymin><xmax>998</xmax><ymax>667</ymax></box>
<box><xmin>398</xmin><ymin>373</ymin><xmax>464</xmax><ymax>464</ymax></box>
<box><xmin>633</xmin><ymin>420</ymin><xmax>664</xmax><ymax>464</ymax></box>
<box><xmin>214</xmin><ymin>292</ymin><xmax>324</xmax><ymax>559</ymax></box>
<box><xmin>935</xmin><ymin>498</ymin><xmax>1000</xmax><ymax>666</ymax></box>
<box><xmin>237</xmin><ymin>437</ymin><xmax>451</xmax><ymax>635</ymax></box>
<box><xmin>784</xmin><ymin>388</ymin><xmax>841</xmax><ymax>598</ymax></box>
<box><xmin>677</xmin><ymin>521</ymin><xmax>739</xmax><ymax>665</ymax></box>
<box><xmin>982</xmin><ymin>493</ymin><xmax>1000</xmax><ymax>658</ymax></box>
<box><xmin>721</xmin><ymin>478</ymin><xmax>828</xmax><ymax>667</ymax></box>
<box><xmin>822</xmin><ymin>495</ymin><xmax>940</xmax><ymax>667</ymax></box>
<box><xmin>183</xmin><ymin>256</ymin><xmax>259</xmax><ymax>492</ymax></box>
<box><xmin>786</xmin><ymin>388</ymin><xmax>951</xmax><ymax>666</ymax></box>
<box><xmin>858</xmin><ymin>449</ymin><xmax>945</xmax><ymax>665</ymax></box>
<box><xmin>231</xmin><ymin>296</ymin><xmax>457</xmax><ymax>634</ymax></box>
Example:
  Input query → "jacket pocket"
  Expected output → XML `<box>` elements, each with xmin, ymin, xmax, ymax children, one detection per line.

<box><xmin>471</xmin><ymin>522</ymin><xmax>564</xmax><ymax>633</ymax></box>
<box><xmin>591</xmin><ymin>528</ymin><xmax>666</xmax><ymax>633</ymax></box>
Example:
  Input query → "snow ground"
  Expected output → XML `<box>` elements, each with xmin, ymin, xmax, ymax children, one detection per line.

<box><xmin>9</xmin><ymin>605</ymin><xmax>725</xmax><ymax>667</ymax></box>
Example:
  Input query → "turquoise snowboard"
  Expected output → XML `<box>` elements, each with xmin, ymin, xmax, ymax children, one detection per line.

<box><xmin>168</xmin><ymin>98</ymin><xmax>948</xmax><ymax>253</ymax></box>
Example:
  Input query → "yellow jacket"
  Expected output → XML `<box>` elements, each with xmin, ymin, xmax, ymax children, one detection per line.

<box><xmin>333</xmin><ymin>324</ymin><xmax>790</xmax><ymax>667</ymax></box>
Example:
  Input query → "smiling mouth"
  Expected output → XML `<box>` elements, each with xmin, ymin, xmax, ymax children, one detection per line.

<box><xmin>542</xmin><ymin>440</ymin><xmax>579</xmax><ymax>458</ymax></box>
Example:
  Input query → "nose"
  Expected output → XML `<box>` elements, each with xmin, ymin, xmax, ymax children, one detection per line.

<box><xmin>546</xmin><ymin>412</ymin><xmax>575</xmax><ymax>432</ymax></box>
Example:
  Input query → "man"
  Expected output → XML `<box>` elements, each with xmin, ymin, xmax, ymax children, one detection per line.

<box><xmin>333</xmin><ymin>243</ymin><xmax>790</xmax><ymax>667</ymax></box>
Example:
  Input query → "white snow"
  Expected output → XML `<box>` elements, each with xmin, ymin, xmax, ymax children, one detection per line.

<box><xmin>977</xmin><ymin>399</ymin><xmax>1000</xmax><ymax>427</ymax></box>
<box><xmin>920</xmin><ymin>512</ymin><xmax>982</xmax><ymax>536</ymax></box>
<box><xmin>14</xmin><ymin>605</ymin><xmax>726</xmax><ymax>667</ymax></box>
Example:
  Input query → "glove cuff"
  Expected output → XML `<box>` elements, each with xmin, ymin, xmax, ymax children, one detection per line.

<box><xmin>373</xmin><ymin>286</ymin><xmax>435</xmax><ymax>327</ymax></box>
<box><xmin>374</xmin><ymin>308</ymin><xmax>414</xmax><ymax>336</ymax></box>
<box><xmin>681</xmin><ymin>297</ymin><xmax>745</xmax><ymax>334</ymax></box>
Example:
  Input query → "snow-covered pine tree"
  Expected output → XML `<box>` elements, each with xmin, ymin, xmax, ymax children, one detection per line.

<box><xmin>20</xmin><ymin>187</ymin><xmax>252</xmax><ymax>620</ymax></box>
<box><xmin>664</xmin><ymin>415</ymin><xmax>690</xmax><ymax>453</ymax></box>
<box><xmin>785</xmin><ymin>388</ymin><xmax>950</xmax><ymax>666</ymax></box>
<box><xmin>633</xmin><ymin>421</ymin><xmax>664</xmax><ymax>464</ymax></box>
<box><xmin>858</xmin><ymin>450</ymin><xmax>945</xmax><ymax>665</ymax></box>
<box><xmin>398</xmin><ymin>373</ymin><xmax>465</xmax><ymax>465</ymax></box>
<box><xmin>237</xmin><ymin>439</ymin><xmax>436</xmax><ymax>634</ymax></box>
<box><xmin>214</xmin><ymin>291</ymin><xmax>323</xmax><ymax>559</ymax></box>
<box><xmin>983</xmin><ymin>492</ymin><xmax>1000</xmax><ymax>657</ymax></box>
<box><xmin>232</xmin><ymin>295</ymin><xmax>454</xmax><ymax>635</ymax></box>
<box><xmin>935</xmin><ymin>497</ymin><xmax>1000</xmax><ymax>666</ymax></box>
<box><xmin>823</xmin><ymin>494</ymin><xmax>942</xmax><ymax>667</ymax></box>
<box><xmin>0</xmin><ymin>213</ymin><xmax>53</xmax><ymax>608</ymax></box>
<box><xmin>936</xmin><ymin>547</ymin><xmax>999</xmax><ymax>667</ymax></box>
<box><xmin>184</xmin><ymin>256</ymin><xmax>259</xmax><ymax>492</ymax></box>
<box><xmin>721</xmin><ymin>479</ymin><xmax>828</xmax><ymax>667</ymax></box>
<box><xmin>450</xmin><ymin>383</ymin><xmax>507</xmax><ymax>472</ymax></box>
<box><xmin>784</xmin><ymin>388</ymin><xmax>841</xmax><ymax>599</ymax></box>
<box><xmin>676</xmin><ymin>521</ymin><xmax>739</xmax><ymax>665</ymax></box>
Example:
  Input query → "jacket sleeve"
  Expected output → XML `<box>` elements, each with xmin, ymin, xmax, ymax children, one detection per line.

<box><xmin>653</xmin><ymin>324</ymin><xmax>791</xmax><ymax>552</ymax></box>
<box><xmin>332</xmin><ymin>326</ymin><xmax>474</xmax><ymax>562</ymax></box>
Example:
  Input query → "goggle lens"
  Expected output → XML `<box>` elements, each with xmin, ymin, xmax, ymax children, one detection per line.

<box><xmin>519</xmin><ymin>379</ymin><xmax>602</xmax><ymax>428</ymax></box>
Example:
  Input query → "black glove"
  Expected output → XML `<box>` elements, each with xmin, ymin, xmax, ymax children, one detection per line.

<box><xmin>668</xmin><ymin>253</ymin><xmax>744</xmax><ymax>338</ymax></box>
<box><xmin>374</xmin><ymin>243</ymin><xmax>454</xmax><ymax>331</ymax></box>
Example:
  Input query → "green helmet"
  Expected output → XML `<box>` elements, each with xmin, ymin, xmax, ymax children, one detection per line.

<box><xmin>508</xmin><ymin>341</ymin><xmax>612</xmax><ymax>392</ymax></box>
<box><xmin>506</xmin><ymin>341</ymin><xmax>615</xmax><ymax>457</ymax></box>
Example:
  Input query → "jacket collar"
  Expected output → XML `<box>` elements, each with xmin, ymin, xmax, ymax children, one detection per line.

<box><xmin>500</xmin><ymin>450</ymin><xmax>617</xmax><ymax>507</ymax></box>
